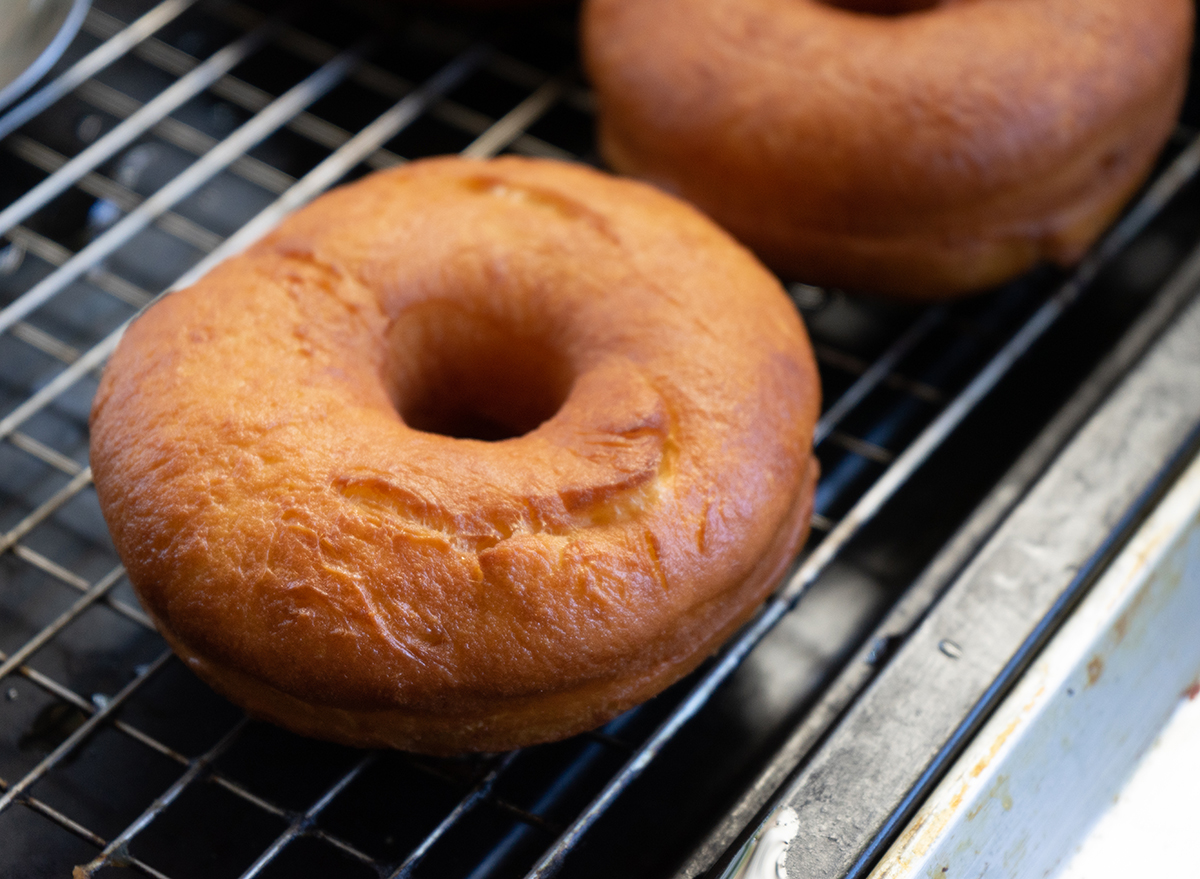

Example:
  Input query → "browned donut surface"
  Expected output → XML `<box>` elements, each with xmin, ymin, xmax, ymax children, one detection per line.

<box><xmin>583</xmin><ymin>0</ymin><xmax>1194</xmax><ymax>298</ymax></box>
<box><xmin>89</xmin><ymin>156</ymin><xmax>820</xmax><ymax>754</ymax></box>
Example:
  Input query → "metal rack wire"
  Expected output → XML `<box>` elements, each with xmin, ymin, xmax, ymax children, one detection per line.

<box><xmin>0</xmin><ymin>1</ymin><xmax>1197</xmax><ymax>877</ymax></box>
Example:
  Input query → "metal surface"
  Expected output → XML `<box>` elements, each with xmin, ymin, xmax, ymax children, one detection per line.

<box><xmin>688</xmin><ymin>172</ymin><xmax>1200</xmax><ymax>879</ymax></box>
<box><xmin>0</xmin><ymin>0</ymin><xmax>91</xmax><ymax>111</ymax></box>
<box><xmin>870</xmin><ymin>433</ymin><xmax>1200</xmax><ymax>879</ymax></box>
<box><xmin>868</xmin><ymin>441</ymin><xmax>1200</xmax><ymax>879</ymax></box>
<box><xmin>1056</xmin><ymin>683</ymin><xmax>1200</xmax><ymax>878</ymax></box>
<box><xmin>718</xmin><ymin>232</ymin><xmax>1200</xmax><ymax>879</ymax></box>
<box><xmin>0</xmin><ymin>1</ymin><xmax>1198</xmax><ymax>877</ymax></box>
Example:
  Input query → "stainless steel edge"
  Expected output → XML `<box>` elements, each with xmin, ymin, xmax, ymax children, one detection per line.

<box><xmin>714</xmin><ymin>243</ymin><xmax>1200</xmax><ymax>879</ymax></box>
<box><xmin>869</xmin><ymin>414</ymin><xmax>1200</xmax><ymax>879</ymax></box>
<box><xmin>680</xmin><ymin>227</ymin><xmax>1200</xmax><ymax>879</ymax></box>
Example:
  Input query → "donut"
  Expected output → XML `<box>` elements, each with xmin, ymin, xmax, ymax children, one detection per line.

<box><xmin>582</xmin><ymin>0</ymin><xmax>1194</xmax><ymax>298</ymax></box>
<box><xmin>89</xmin><ymin>156</ymin><xmax>820</xmax><ymax>754</ymax></box>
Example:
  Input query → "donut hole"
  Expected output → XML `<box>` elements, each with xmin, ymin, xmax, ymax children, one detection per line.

<box><xmin>820</xmin><ymin>0</ymin><xmax>941</xmax><ymax>13</ymax></box>
<box><xmin>386</xmin><ymin>303</ymin><xmax>574</xmax><ymax>441</ymax></box>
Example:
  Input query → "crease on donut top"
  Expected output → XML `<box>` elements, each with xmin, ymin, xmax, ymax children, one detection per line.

<box><xmin>458</xmin><ymin>173</ymin><xmax>623</xmax><ymax>245</ymax></box>
<box><xmin>329</xmin><ymin>460</ymin><xmax>666</xmax><ymax>556</ymax></box>
<box><xmin>328</xmin><ymin>362</ymin><xmax>680</xmax><ymax>559</ymax></box>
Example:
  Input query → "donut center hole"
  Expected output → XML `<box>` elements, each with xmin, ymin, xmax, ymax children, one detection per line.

<box><xmin>386</xmin><ymin>303</ymin><xmax>574</xmax><ymax>442</ymax></box>
<box><xmin>819</xmin><ymin>0</ymin><xmax>941</xmax><ymax>13</ymax></box>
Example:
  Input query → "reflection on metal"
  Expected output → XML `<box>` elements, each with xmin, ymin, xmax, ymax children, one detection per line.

<box><xmin>870</xmin><ymin>443</ymin><xmax>1200</xmax><ymax>879</ymax></box>
<box><xmin>0</xmin><ymin>0</ymin><xmax>91</xmax><ymax>110</ymax></box>
<box><xmin>720</xmin><ymin>807</ymin><xmax>799</xmax><ymax>879</ymax></box>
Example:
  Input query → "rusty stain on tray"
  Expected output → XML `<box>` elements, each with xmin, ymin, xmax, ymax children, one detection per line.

<box><xmin>971</xmin><ymin>715</ymin><xmax>1022</xmax><ymax>780</ymax></box>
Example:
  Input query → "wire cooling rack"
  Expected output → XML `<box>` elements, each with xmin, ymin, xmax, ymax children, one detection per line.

<box><xmin>1</xmin><ymin>1</ymin><xmax>1198</xmax><ymax>877</ymax></box>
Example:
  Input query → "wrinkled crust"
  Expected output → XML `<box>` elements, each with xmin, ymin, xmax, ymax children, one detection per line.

<box><xmin>158</xmin><ymin>458</ymin><xmax>817</xmax><ymax>755</ymax></box>
<box><xmin>583</xmin><ymin>0</ymin><xmax>1194</xmax><ymax>298</ymax></box>
<box><xmin>90</xmin><ymin>156</ymin><xmax>821</xmax><ymax>752</ymax></box>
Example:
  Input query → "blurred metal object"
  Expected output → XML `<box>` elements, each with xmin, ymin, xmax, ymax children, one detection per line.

<box><xmin>0</xmin><ymin>0</ymin><xmax>91</xmax><ymax>110</ymax></box>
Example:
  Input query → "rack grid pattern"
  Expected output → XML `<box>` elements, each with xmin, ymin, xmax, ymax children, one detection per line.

<box><xmin>0</xmin><ymin>1</ymin><xmax>1196</xmax><ymax>877</ymax></box>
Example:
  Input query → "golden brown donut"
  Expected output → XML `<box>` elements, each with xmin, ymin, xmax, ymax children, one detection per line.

<box><xmin>89</xmin><ymin>156</ymin><xmax>820</xmax><ymax>754</ymax></box>
<box><xmin>582</xmin><ymin>0</ymin><xmax>1194</xmax><ymax>298</ymax></box>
